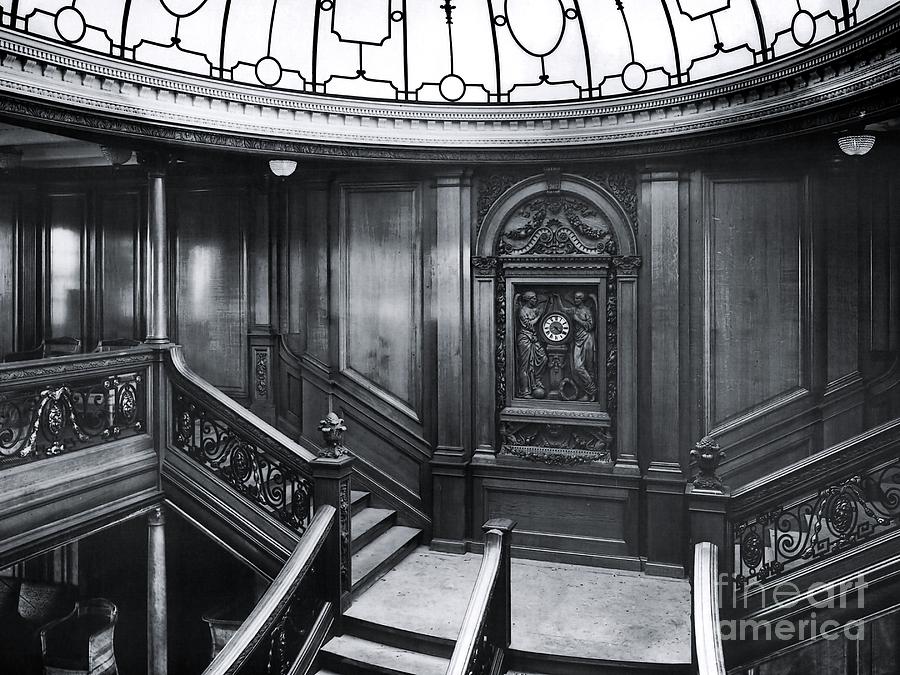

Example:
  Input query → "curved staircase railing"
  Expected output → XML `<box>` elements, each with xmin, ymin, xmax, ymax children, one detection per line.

<box><xmin>693</xmin><ymin>542</ymin><xmax>726</xmax><ymax>675</ymax></box>
<box><xmin>446</xmin><ymin>518</ymin><xmax>516</xmax><ymax>675</ymax></box>
<box><xmin>727</xmin><ymin>418</ymin><xmax>900</xmax><ymax>590</ymax></box>
<box><xmin>203</xmin><ymin>505</ymin><xmax>336</xmax><ymax>675</ymax></box>
<box><xmin>165</xmin><ymin>346</ymin><xmax>320</xmax><ymax>533</ymax></box>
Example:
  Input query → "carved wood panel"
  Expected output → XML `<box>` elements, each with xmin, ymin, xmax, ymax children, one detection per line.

<box><xmin>338</xmin><ymin>183</ymin><xmax>423</xmax><ymax>422</ymax></box>
<box><xmin>172</xmin><ymin>187</ymin><xmax>248</xmax><ymax>396</ymax></box>
<box><xmin>705</xmin><ymin>177</ymin><xmax>810</xmax><ymax>429</ymax></box>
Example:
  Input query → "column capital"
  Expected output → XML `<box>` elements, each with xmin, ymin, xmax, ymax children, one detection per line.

<box><xmin>433</xmin><ymin>168</ymin><xmax>473</xmax><ymax>187</ymax></box>
<box><xmin>137</xmin><ymin>151</ymin><xmax>173</xmax><ymax>178</ymax></box>
<box><xmin>147</xmin><ymin>504</ymin><xmax>165</xmax><ymax>526</ymax></box>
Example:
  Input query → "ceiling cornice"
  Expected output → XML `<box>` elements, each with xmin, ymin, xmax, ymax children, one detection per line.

<box><xmin>0</xmin><ymin>10</ymin><xmax>898</xmax><ymax>161</ymax></box>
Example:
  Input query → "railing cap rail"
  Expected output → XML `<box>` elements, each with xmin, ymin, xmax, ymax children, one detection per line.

<box><xmin>165</xmin><ymin>345</ymin><xmax>319</xmax><ymax>466</ymax></box>
<box><xmin>202</xmin><ymin>504</ymin><xmax>335</xmax><ymax>675</ymax></box>
<box><xmin>693</xmin><ymin>541</ymin><xmax>726</xmax><ymax>675</ymax></box>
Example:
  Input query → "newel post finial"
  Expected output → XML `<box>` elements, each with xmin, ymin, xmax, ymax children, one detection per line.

<box><xmin>318</xmin><ymin>411</ymin><xmax>348</xmax><ymax>458</ymax></box>
<box><xmin>690</xmin><ymin>435</ymin><xmax>726</xmax><ymax>492</ymax></box>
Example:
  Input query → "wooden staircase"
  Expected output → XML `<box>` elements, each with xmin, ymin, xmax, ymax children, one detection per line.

<box><xmin>313</xmin><ymin>492</ymin><xmax>438</xmax><ymax>675</ymax></box>
<box><xmin>349</xmin><ymin>489</ymin><xmax>421</xmax><ymax>596</ymax></box>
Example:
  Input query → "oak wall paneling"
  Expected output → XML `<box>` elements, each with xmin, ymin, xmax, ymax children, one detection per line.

<box><xmin>336</xmin><ymin>182</ymin><xmax>425</xmax><ymax>424</ymax></box>
<box><xmin>170</xmin><ymin>185</ymin><xmax>248</xmax><ymax>398</ymax></box>
<box><xmin>0</xmin><ymin>191</ymin><xmax>19</xmax><ymax>356</ymax></box>
<box><xmin>697</xmin><ymin>173</ymin><xmax>823</xmax><ymax>487</ymax></box>
<box><xmin>43</xmin><ymin>191</ymin><xmax>88</xmax><ymax>347</ymax></box>
<box><xmin>329</xmin><ymin>179</ymin><xmax>433</xmax><ymax>526</ymax></box>
<box><xmin>820</xmin><ymin>166</ymin><xmax>866</xmax><ymax>446</ymax></box>
<box><xmin>97</xmin><ymin>189</ymin><xmax>144</xmax><ymax>343</ymax></box>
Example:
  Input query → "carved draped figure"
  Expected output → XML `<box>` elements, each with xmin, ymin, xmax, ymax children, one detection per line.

<box><xmin>571</xmin><ymin>303</ymin><xmax>596</xmax><ymax>400</ymax></box>
<box><xmin>516</xmin><ymin>301</ymin><xmax>547</xmax><ymax>397</ymax></box>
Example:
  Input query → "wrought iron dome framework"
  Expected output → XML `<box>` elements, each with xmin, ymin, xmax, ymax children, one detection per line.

<box><xmin>2</xmin><ymin>0</ymin><xmax>898</xmax><ymax>106</ymax></box>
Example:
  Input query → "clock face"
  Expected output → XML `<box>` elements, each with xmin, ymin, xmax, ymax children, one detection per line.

<box><xmin>542</xmin><ymin>313</ymin><xmax>570</xmax><ymax>342</ymax></box>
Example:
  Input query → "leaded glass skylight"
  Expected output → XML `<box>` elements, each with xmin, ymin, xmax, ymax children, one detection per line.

<box><xmin>3</xmin><ymin>0</ymin><xmax>898</xmax><ymax>104</ymax></box>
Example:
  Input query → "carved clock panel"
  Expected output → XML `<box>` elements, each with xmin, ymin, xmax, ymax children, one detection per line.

<box><xmin>511</xmin><ymin>284</ymin><xmax>606</xmax><ymax>405</ymax></box>
<box><xmin>473</xmin><ymin>171</ymin><xmax>641</xmax><ymax>467</ymax></box>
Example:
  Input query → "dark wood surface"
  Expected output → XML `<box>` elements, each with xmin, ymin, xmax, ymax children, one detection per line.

<box><xmin>172</xmin><ymin>186</ymin><xmax>248</xmax><ymax>397</ymax></box>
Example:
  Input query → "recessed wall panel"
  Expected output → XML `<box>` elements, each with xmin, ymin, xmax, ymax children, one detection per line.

<box><xmin>174</xmin><ymin>189</ymin><xmax>246</xmax><ymax>394</ymax></box>
<box><xmin>708</xmin><ymin>179</ymin><xmax>805</xmax><ymax>426</ymax></box>
<box><xmin>340</xmin><ymin>185</ymin><xmax>421</xmax><ymax>417</ymax></box>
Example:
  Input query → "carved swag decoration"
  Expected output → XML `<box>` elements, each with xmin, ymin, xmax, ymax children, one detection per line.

<box><xmin>498</xmin><ymin>195</ymin><xmax>617</xmax><ymax>256</ymax></box>
<box><xmin>0</xmin><ymin>374</ymin><xmax>144</xmax><ymax>464</ymax></box>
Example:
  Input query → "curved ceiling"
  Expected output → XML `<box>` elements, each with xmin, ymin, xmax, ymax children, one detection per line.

<box><xmin>6</xmin><ymin>0</ymin><xmax>898</xmax><ymax>105</ymax></box>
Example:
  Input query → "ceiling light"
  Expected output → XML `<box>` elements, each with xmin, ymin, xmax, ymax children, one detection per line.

<box><xmin>269</xmin><ymin>159</ymin><xmax>297</xmax><ymax>177</ymax></box>
<box><xmin>100</xmin><ymin>145</ymin><xmax>134</xmax><ymax>166</ymax></box>
<box><xmin>837</xmin><ymin>134</ymin><xmax>875</xmax><ymax>156</ymax></box>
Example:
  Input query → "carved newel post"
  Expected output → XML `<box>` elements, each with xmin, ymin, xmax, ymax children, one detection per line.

<box><xmin>310</xmin><ymin>412</ymin><xmax>355</xmax><ymax>616</ymax></box>
<box><xmin>686</xmin><ymin>435</ymin><xmax>730</xmax><ymax>577</ymax></box>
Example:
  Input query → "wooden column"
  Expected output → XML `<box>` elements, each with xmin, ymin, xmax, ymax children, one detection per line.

<box><xmin>642</xmin><ymin>170</ymin><xmax>687</xmax><ymax>576</ymax></box>
<box><xmin>431</xmin><ymin>169</ymin><xmax>472</xmax><ymax>553</ymax></box>
<box><xmin>145</xmin><ymin>157</ymin><xmax>169</xmax><ymax>344</ymax></box>
<box><xmin>147</xmin><ymin>505</ymin><xmax>167</xmax><ymax>675</ymax></box>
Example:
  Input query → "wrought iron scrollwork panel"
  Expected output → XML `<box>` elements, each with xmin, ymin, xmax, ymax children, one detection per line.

<box><xmin>172</xmin><ymin>391</ymin><xmax>314</xmax><ymax>534</ymax></box>
<box><xmin>0</xmin><ymin>372</ymin><xmax>145</xmax><ymax>467</ymax></box>
<box><xmin>732</xmin><ymin>458</ymin><xmax>900</xmax><ymax>589</ymax></box>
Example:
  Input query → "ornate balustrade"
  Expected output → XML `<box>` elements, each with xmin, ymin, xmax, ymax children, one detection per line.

<box><xmin>202</xmin><ymin>505</ymin><xmax>336</xmax><ymax>675</ymax></box>
<box><xmin>165</xmin><ymin>346</ymin><xmax>322</xmax><ymax>534</ymax></box>
<box><xmin>0</xmin><ymin>348</ymin><xmax>153</xmax><ymax>469</ymax></box>
<box><xmin>697</xmin><ymin>419</ymin><xmax>900</xmax><ymax>591</ymax></box>
<box><xmin>446</xmin><ymin>519</ymin><xmax>516</xmax><ymax>675</ymax></box>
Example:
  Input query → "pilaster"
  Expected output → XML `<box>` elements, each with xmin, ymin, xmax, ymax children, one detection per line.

<box><xmin>431</xmin><ymin>169</ymin><xmax>473</xmax><ymax>550</ymax></box>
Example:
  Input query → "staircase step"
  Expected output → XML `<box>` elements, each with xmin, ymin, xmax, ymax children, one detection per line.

<box><xmin>352</xmin><ymin>508</ymin><xmax>396</xmax><ymax>553</ymax></box>
<box><xmin>351</xmin><ymin>490</ymin><xmax>370</xmax><ymax>515</ymax></box>
<box><xmin>352</xmin><ymin>526</ymin><xmax>421</xmax><ymax>595</ymax></box>
<box><xmin>321</xmin><ymin>635</ymin><xmax>448</xmax><ymax>675</ymax></box>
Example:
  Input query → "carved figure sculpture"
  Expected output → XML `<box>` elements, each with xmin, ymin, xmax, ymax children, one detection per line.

<box><xmin>516</xmin><ymin>292</ymin><xmax>547</xmax><ymax>398</ymax></box>
<box><xmin>569</xmin><ymin>292</ymin><xmax>597</xmax><ymax>401</ymax></box>
<box><xmin>566</xmin><ymin>291</ymin><xmax>597</xmax><ymax>401</ymax></box>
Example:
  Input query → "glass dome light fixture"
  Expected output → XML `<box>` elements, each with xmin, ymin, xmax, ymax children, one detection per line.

<box><xmin>837</xmin><ymin>134</ymin><xmax>876</xmax><ymax>156</ymax></box>
<box><xmin>268</xmin><ymin>159</ymin><xmax>297</xmax><ymax>177</ymax></box>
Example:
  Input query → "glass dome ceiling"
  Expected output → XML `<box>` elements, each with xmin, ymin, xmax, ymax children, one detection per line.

<box><xmin>3</xmin><ymin>0</ymin><xmax>898</xmax><ymax>105</ymax></box>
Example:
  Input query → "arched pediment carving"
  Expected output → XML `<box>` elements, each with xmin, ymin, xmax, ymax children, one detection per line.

<box><xmin>476</xmin><ymin>174</ymin><xmax>637</xmax><ymax>258</ymax></box>
<box><xmin>498</xmin><ymin>194</ymin><xmax>618</xmax><ymax>256</ymax></box>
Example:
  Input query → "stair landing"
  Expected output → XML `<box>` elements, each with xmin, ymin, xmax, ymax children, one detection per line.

<box><xmin>341</xmin><ymin>547</ymin><xmax>692</xmax><ymax>670</ymax></box>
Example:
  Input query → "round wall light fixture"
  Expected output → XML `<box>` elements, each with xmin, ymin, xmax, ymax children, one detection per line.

<box><xmin>837</xmin><ymin>134</ymin><xmax>876</xmax><ymax>156</ymax></box>
<box><xmin>268</xmin><ymin>159</ymin><xmax>297</xmax><ymax>177</ymax></box>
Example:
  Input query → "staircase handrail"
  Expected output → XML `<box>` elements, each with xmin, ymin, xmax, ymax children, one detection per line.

<box><xmin>165</xmin><ymin>345</ymin><xmax>318</xmax><ymax>470</ymax></box>
<box><xmin>693</xmin><ymin>542</ymin><xmax>726</xmax><ymax>675</ymax></box>
<box><xmin>202</xmin><ymin>504</ymin><xmax>335</xmax><ymax>675</ymax></box>
<box><xmin>446</xmin><ymin>519</ymin><xmax>515</xmax><ymax>675</ymax></box>
<box><xmin>729</xmin><ymin>416</ymin><xmax>900</xmax><ymax>520</ymax></box>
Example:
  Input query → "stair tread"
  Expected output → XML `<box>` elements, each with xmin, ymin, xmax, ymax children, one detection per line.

<box><xmin>351</xmin><ymin>490</ymin><xmax>369</xmax><ymax>505</ymax></box>
<box><xmin>352</xmin><ymin>507</ymin><xmax>395</xmax><ymax>542</ymax></box>
<box><xmin>322</xmin><ymin>635</ymin><xmax>448</xmax><ymax>675</ymax></box>
<box><xmin>352</xmin><ymin>526</ymin><xmax>421</xmax><ymax>586</ymax></box>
